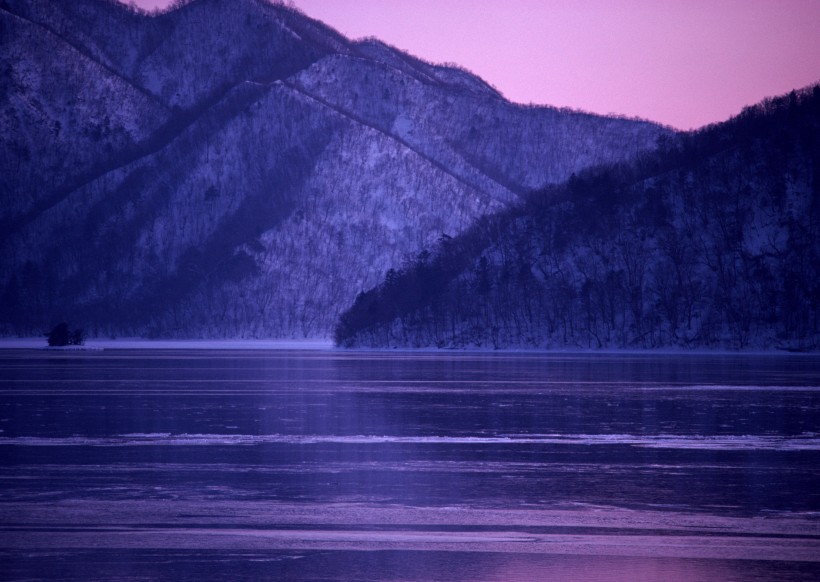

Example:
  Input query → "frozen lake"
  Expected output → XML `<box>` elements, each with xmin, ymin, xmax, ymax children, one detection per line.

<box><xmin>1</xmin><ymin>350</ymin><xmax>819</xmax><ymax>580</ymax></box>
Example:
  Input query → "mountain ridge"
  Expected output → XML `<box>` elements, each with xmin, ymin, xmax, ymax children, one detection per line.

<box><xmin>335</xmin><ymin>84</ymin><xmax>820</xmax><ymax>350</ymax></box>
<box><xmin>1</xmin><ymin>0</ymin><xmax>670</xmax><ymax>338</ymax></box>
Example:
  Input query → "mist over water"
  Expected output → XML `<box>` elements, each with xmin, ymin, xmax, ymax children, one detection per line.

<box><xmin>1</xmin><ymin>350</ymin><xmax>819</xmax><ymax>580</ymax></box>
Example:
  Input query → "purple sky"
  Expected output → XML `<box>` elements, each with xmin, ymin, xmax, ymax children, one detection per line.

<box><xmin>130</xmin><ymin>0</ymin><xmax>820</xmax><ymax>129</ymax></box>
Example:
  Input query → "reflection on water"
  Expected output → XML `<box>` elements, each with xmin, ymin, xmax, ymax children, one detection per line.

<box><xmin>4</xmin><ymin>550</ymin><xmax>819</xmax><ymax>582</ymax></box>
<box><xmin>1</xmin><ymin>350</ymin><xmax>819</xmax><ymax>580</ymax></box>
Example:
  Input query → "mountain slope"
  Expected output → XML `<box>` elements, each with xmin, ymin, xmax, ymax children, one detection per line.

<box><xmin>336</xmin><ymin>86</ymin><xmax>820</xmax><ymax>350</ymax></box>
<box><xmin>0</xmin><ymin>6</ymin><xmax>169</xmax><ymax>222</ymax></box>
<box><xmin>0</xmin><ymin>0</ymin><xmax>670</xmax><ymax>338</ymax></box>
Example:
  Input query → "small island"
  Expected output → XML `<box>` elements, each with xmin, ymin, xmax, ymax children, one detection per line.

<box><xmin>45</xmin><ymin>323</ymin><xmax>86</xmax><ymax>348</ymax></box>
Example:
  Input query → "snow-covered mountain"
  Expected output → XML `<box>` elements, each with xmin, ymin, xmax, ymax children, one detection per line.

<box><xmin>0</xmin><ymin>0</ymin><xmax>669</xmax><ymax>338</ymax></box>
<box><xmin>335</xmin><ymin>86</ymin><xmax>820</xmax><ymax>351</ymax></box>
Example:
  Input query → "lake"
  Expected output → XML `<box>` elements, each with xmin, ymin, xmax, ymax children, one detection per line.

<box><xmin>1</xmin><ymin>349</ymin><xmax>819</xmax><ymax>581</ymax></box>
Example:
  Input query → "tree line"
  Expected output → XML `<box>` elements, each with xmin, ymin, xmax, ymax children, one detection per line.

<box><xmin>335</xmin><ymin>85</ymin><xmax>820</xmax><ymax>350</ymax></box>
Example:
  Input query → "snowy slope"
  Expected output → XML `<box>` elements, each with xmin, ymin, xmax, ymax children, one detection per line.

<box><xmin>335</xmin><ymin>87</ymin><xmax>820</xmax><ymax>351</ymax></box>
<box><xmin>0</xmin><ymin>0</ymin><xmax>670</xmax><ymax>338</ymax></box>
<box><xmin>0</xmin><ymin>7</ymin><xmax>169</xmax><ymax>223</ymax></box>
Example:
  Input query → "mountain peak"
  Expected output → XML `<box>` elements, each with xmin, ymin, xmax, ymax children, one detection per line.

<box><xmin>0</xmin><ymin>0</ymin><xmax>670</xmax><ymax>339</ymax></box>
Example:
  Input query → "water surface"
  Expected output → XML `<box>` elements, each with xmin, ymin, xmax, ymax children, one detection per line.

<box><xmin>1</xmin><ymin>350</ymin><xmax>819</xmax><ymax>580</ymax></box>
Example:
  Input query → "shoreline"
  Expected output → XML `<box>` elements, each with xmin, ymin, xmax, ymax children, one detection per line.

<box><xmin>0</xmin><ymin>337</ymin><xmax>815</xmax><ymax>356</ymax></box>
<box><xmin>0</xmin><ymin>338</ymin><xmax>333</xmax><ymax>350</ymax></box>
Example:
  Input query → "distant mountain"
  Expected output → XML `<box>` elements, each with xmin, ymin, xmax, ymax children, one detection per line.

<box><xmin>336</xmin><ymin>86</ymin><xmax>820</xmax><ymax>351</ymax></box>
<box><xmin>0</xmin><ymin>0</ymin><xmax>669</xmax><ymax>338</ymax></box>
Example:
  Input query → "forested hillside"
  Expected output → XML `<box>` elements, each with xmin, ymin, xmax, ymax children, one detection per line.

<box><xmin>336</xmin><ymin>86</ymin><xmax>820</xmax><ymax>351</ymax></box>
<box><xmin>0</xmin><ymin>0</ymin><xmax>668</xmax><ymax>338</ymax></box>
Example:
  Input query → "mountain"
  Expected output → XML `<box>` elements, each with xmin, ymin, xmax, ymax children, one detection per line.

<box><xmin>335</xmin><ymin>86</ymin><xmax>820</xmax><ymax>351</ymax></box>
<box><xmin>0</xmin><ymin>0</ymin><xmax>669</xmax><ymax>338</ymax></box>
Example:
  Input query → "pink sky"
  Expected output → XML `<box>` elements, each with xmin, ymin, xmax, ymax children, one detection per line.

<box><xmin>130</xmin><ymin>0</ymin><xmax>820</xmax><ymax>129</ymax></box>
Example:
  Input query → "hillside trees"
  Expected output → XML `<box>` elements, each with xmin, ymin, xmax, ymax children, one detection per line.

<box><xmin>0</xmin><ymin>0</ymin><xmax>670</xmax><ymax>338</ymax></box>
<box><xmin>335</xmin><ymin>84</ymin><xmax>820</xmax><ymax>350</ymax></box>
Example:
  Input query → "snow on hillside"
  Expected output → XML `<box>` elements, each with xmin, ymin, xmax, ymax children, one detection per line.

<box><xmin>335</xmin><ymin>87</ymin><xmax>820</xmax><ymax>351</ymax></box>
<box><xmin>0</xmin><ymin>0</ymin><xmax>670</xmax><ymax>339</ymax></box>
